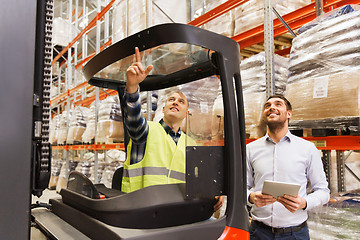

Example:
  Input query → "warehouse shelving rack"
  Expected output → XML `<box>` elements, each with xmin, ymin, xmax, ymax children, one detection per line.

<box><xmin>50</xmin><ymin>0</ymin><xmax>360</xmax><ymax>192</ymax></box>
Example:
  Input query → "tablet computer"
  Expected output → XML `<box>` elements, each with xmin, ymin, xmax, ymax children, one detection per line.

<box><xmin>261</xmin><ymin>180</ymin><xmax>301</xmax><ymax>198</ymax></box>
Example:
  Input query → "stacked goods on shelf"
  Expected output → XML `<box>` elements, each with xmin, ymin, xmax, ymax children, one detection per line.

<box><xmin>49</xmin><ymin>115</ymin><xmax>60</xmax><ymax>145</ymax></box>
<box><xmin>99</xmin><ymin>150</ymin><xmax>126</xmax><ymax>188</ymax></box>
<box><xmin>240</xmin><ymin>52</ymin><xmax>289</xmax><ymax>138</ymax></box>
<box><xmin>285</xmin><ymin>5</ymin><xmax>360</xmax><ymax>128</ymax></box>
<box><xmin>66</xmin><ymin>106</ymin><xmax>90</xmax><ymax>144</ymax></box>
<box><xmin>52</xmin><ymin>17</ymin><xmax>78</xmax><ymax>47</ymax></box>
<box><xmin>57</xmin><ymin>110</ymin><xmax>71</xmax><ymax>145</ymax></box>
<box><xmin>234</xmin><ymin>0</ymin><xmax>311</xmax><ymax>35</ymax></box>
<box><xmin>48</xmin><ymin>157</ymin><xmax>63</xmax><ymax>190</ymax></box>
<box><xmin>50</xmin><ymin>84</ymin><xmax>58</xmax><ymax>99</ymax></box>
<box><xmin>82</xmin><ymin>106</ymin><xmax>96</xmax><ymax>144</ymax></box>
<box><xmin>202</xmin><ymin>0</ymin><xmax>234</xmax><ymax>37</ymax></box>
<box><xmin>56</xmin><ymin>160</ymin><xmax>78</xmax><ymax>193</ymax></box>
<box><xmin>112</xmin><ymin>0</ymin><xmax>188</xmax><ymax>43</ymax></box>
<box><xmin>96</xmin><ymin>96</ymin><xmax>124</xmax><ymax>143</ymax></box>
<box><xmin>75</xmin><ymin>152</ymin><xmax>95</xmax><ymax>178</ymax></box>
<box><xmin>153</xmin><ymin>76</ymin><xmax>220</xmax><ymax>141</ymax></box>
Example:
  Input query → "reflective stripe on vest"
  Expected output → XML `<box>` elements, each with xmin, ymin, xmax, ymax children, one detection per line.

<box><xmin>123</xmin><ymin>166</ymin><xmax>186</xmax><ymax>181</ymax></box>
<box><xmin>121</xmin><ymin>121</ymin><xmax>196</xmax><ymax>193</ymax></box>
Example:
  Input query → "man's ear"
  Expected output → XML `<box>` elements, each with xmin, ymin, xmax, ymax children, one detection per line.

<box><xmin>287</xmin><ymin>110</ymin><xmax>292</xmax><ymax>119</ymax></box>
<box><xmin>162</xmin><ymin>106</ymin><xmax>165</xmax><ymax>113</ymax></box>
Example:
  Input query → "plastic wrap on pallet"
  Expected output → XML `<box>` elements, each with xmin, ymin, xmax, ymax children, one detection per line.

<box><xmin>52</xmin><ymin>17</ymin><xmax>78</xmax><ymax>47</ymax></box>
<box><xmin>286</xmin><ymin>5</ymin><xmax>360</xmax><ymax>124</ymax></box>
<box><xmin>200</xmin><ymin>0</ymin><xmax>234</xmax><ymax>37</ymax></box>
<box><xmin>234</xmin><ymin>0</ymin><xmax>311</xmax><ymax>35</ymax></box>
<box><xmin>289</xmin><ymin>8</ymin><xmax>360</xmax><ymax>83</ymax></box>
<box><xmin>298</xmin><ymin>4</ymin><xmax>360</xmax><ymax>34</ymax></box>
<box><xmin>57</xmin><ymin>110</ymin><xmax>71</xmax><ymax>145</ymax></box>
<box><xmin>153</xmin><ymin>76</ymin><xmax>220</xmax><ymax>141</ymax></box>
<box><xmin>100</xmin><ymin>150</ymin><xmax>126</xmax><ymax>188</ymax></box>
<box><xmin>56</xmin><ymin>160</ymin><xmax>78</xmax><ymax>193</ymax></box>
<box><xmin>240</xmin><ymin>52</ymin><xmax>289</xmax><ymax>138</ymax></box>
<box><xmin>49</xmin><ymin>115</ymin><xmax>60</xmax><ymax>144</ymax></box>
<box><xmin>82</xmin><ymin>105</ymin><xmax>96</xmax><ymax>144</ymax></box>
<box><xmin>96</xmin><ymin>96</ymin><xmax>124</xmax><ymax>143</ymax></box>
<box><xmin>285</xmin><ymin>70</ymin><xmax>360</xmax><ymax>121</ymax></box>
<box><xmin>48</xmin><ymin>157</ymin><xmax>63</xmax><ymax>189</ymax></box>
<box><xmin>112</xmin><ymin>0</ymin><xmax>128</xmax><ymax>43</ymax></box>
<box><xmin>66</xmin><ymin>106</ymin><xmax>90</xmax><ymax>144</ymax></box>
<box><xmin>112</xmin><ymin>0</ymin><xmax>188</xmax><ymax>43</ymax></box>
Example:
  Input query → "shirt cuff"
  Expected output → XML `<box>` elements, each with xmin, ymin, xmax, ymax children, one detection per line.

<box><xmin>247</xmin><ymin>190</ymin><xmax>254</xmax><ymax>206</ymax></box>
<box><xmin>126</xmin><ymin>88</ymin><xmax>140</xmax><ymax>103</ymax></box>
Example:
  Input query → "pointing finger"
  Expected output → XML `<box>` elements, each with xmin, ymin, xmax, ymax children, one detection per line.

<box><xmin>135</xmin><ymin>47</ymin><xmax>141</xmax><ymax>63</ymax></box>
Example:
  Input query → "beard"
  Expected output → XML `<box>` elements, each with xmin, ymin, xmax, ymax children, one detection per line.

<box><xmin>265</xmin><ymin>116</ymin><xmax>288</xmax><ymax>132</ymax></box>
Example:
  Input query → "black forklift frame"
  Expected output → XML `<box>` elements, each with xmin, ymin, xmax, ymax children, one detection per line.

<box><xmin>32</xmin><ymin>23</ymin><xmax>249</xmax><ymax>240</ymax></box>
<box><xmin>82</xmin><ymin>23</ymin><xmax>249</xmax><ymax>238</ymax></box>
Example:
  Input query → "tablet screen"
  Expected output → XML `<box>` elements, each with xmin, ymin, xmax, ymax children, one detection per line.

<box><xmin>262</xmin><ymin>180</ymin><xmax>301</xmax><ymax>198</ymax></box>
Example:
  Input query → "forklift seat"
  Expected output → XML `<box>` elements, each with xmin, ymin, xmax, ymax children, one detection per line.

<box><xmin>59</xmin><ymin>171</ymin><xmax>216</xmax><ymax>229</ymax></box>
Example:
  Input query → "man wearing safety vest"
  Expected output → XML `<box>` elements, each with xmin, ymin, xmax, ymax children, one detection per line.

<box><xmin>120</xmin><ymin>47</ymin><xmax>223</xmax><ymax>212</ymax></box>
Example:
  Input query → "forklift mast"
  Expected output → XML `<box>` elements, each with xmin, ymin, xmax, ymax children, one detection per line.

<box><xmin>0</xmin><ymin>0</ymin><xmax>53</xmax><ymax>238</ymax></box>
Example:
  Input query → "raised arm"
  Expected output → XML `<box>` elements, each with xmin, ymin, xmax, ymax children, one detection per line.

<box><xmin>126</xmin><ymin>47</ymin><xmax>153</xmax><ymax>93</ymax></box>
<box><xmin>122</xmin><ymin>47</ymin><xmax>153</xmax><ymax>144</ymax></box>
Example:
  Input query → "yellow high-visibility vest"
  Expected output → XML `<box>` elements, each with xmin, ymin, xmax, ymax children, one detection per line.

<box><xmin>121</xmin><ymin>121</ymin><xmax>196</xmax><ymax>193</ymax></box>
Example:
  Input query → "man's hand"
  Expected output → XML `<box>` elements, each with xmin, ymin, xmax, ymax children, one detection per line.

<box><xmin>126</xmin><ymin>47</ymin><xmax>153</xmax><ymax>93</ymax></box>
<box><xmin>214</xmin><ymin>196</ymin><xmax>224</xmax><ymax>212</ymax></box>
<box><xmin>249</xmin><ymin>191</ymin><xmax>276</xmax><ymax>208</ymax></box>
<box><xmin>277</xmin><ymin>195</ymin><xmax>307</xmax><ymax>213</ymax></box>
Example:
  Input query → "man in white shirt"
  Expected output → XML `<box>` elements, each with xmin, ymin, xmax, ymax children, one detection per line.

<box><xmin>247</xmin><ymin>95</ymin><xmax>330</xmax><ymax>239</ymax></box>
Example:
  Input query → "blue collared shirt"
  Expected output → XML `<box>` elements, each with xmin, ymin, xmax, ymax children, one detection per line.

<box><xmin>246</xmin><ymin>131</ymin><xmax>330</xmax><ymax>228</ymax></box>
<box><xmin>122</xmin><ymin>89</ymin><xmax>181</xmax><ymax>164</ymax></box>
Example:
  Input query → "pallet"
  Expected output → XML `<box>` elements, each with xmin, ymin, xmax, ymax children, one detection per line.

<box><xmin>289</xmin><ymin>116</ymin><xmax>360</xmax><ymax>137</ymax></box>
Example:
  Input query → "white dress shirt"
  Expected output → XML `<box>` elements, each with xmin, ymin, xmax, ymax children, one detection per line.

<box><xmin>246</xmin><ymin>131</ymin><xmax>330</xmax><ymax>228</ymax></box>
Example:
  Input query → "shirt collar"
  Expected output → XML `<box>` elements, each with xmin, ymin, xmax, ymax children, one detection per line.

<box><xmin>265</xmin><ymin>130</ymin><xmax>292</xmax><ymax>143</ymax></box>
<box><xmin>159</xmin><ymin>119</ymin><xmax>182</xmax><ymax>136</ymax></box>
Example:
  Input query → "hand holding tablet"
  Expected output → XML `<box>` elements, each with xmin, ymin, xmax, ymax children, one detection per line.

<box><xmin>261</xmin><ymin>180</ymin><xmax>301</xmax><ymax>199</ymax></box>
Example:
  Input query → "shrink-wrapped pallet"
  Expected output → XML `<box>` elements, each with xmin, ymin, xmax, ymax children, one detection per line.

<box><xmin>201</xmin><ymin>0</ymin><xmax>234</xmax><ymax>37</ymax></box>
<box><xmin>288</xmin><ymin>5</ymin><xmax>360</xmax><ymax>83</ymax></box>
<box><xmin>56</xmin><ymin>160</ymin><xmax>78</xmax><ymax>193</ymax></box>
<box><xmin>112</xmin><ymin>0</ymin><xmax>188</xmax><ymax>43</ymax></box>
<box><xmin>49</xmin><ymin>115</ymin><xmax>60</xmax><ymax>145</ymax></box>
<box><xmin>48</xmin><ymin>157</ymin><xmax>63</xmax><ymax>189</ymax></box>
<box><xmin>100</xmin><ymin>150</ymin><xmax>126</xmax><ymax>188</ymax></box>
<box><xmin>234</xmin><ymin>0</ymin><xmax>311</xmax><ymax>35</ymax></box>
<box><xmin>240</xmin><ymin>52</ymin><xmax>289</xmax><ymax>138</ymax></box>
<box><xmin>286</xmin><ymin>71</ymin><xmax>360</xmax><ymax>121</ymax></box>
<box><xmin>52</xmin><ymin>17</ymin><xmax>77</xmax><ymax>47</ymax></box>
<box><xmin>57</xmin><ymin>110</ymin><xmax>71</xmax><ymax>145</ymax></box>
<box><xmin>153</xmin><ymin>76</ymin><xmax>220</xmax><ymax>141</ymax></box>
<box><xmin>96</xmin><ymin>96</ymin><xmax>124</xmax><ymax>143</ymax></box>
<box><xmin>286</xmin><ymin>5</ymin><xmax>360</xmax><ymax>122</ymax></box>
<box><xmin>82</xmin><ymin>106</ymin><xmax>96</xmax><ymax>144</ymax></box>
<box><xmin>66</xmin><ymin>106</ymin><xmax>90</xmax><ymax>144</ymax></box>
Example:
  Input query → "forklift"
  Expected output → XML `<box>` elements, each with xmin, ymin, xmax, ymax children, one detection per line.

<box><xmin>1</xmin><ymin>1</ymin><xmax>249</xmax><ymax>237</ymax></box>
<box><xmin>34</xmin><ymin>22</ymin><xmax>249</xmax><ymax>240</ymax></box>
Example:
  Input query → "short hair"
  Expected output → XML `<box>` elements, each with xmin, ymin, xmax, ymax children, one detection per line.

<box><xmin>167</xmin><ymin>91</ymin><xmax>189</xmax><ymax>107</ymax></box>
<box><xmin>265</xmin><ymin>94</ymin><xmax>292</xmax><ymax>111</ymax></box>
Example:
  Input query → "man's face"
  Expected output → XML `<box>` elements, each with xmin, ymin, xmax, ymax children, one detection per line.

<box><xmin>163</xmin><ymin>92</ymin><xmax>188</xmax><ymax>123</ymax></box>
<box><xmin>263</xmin><ymin>97</ymin><xmax>292</xmax><ymax>127</ymax></box>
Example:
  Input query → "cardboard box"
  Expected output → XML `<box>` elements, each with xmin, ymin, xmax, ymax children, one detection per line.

<box><xmin>286</xmin><ymin>71</ymin><xmax>360</xmax><ymax>121</ymax></box>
